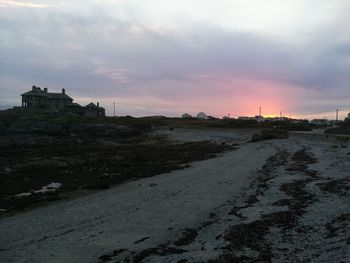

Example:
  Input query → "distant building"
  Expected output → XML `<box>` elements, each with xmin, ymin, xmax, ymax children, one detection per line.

<box><xmin>310</xmin><ymin>119</ymin><xmax>329</xmax><ymax>126</ymax></box>
<box><xmin>197</xmin><ymin>112</ymin><xmax>208</xmax><ymax>119</ymax></box>
<box><xmin>182</xmin><ymin>113</ymin><xmax>192</xmax><ymax>118</ymax></box>
<box><xmin>84</xmin><ymin>102</ymin><xmax>106</xmax><ymax>117</ymax></box>
<box><xmin>21</xmin><ymin>85</ymin><xmax>105</xmax><ymax>116</ymax></box>
<box><xmin>290</xmin><ymin>119</ymin><xmax>307</xmax><ymax>124</ymax></box>
<box><xmin>345</xmin><ymin>113</ymin><xmax>350</xmax><ymax>124</ymax></box>
<box><xmin>264</xmin><ymin>117</ymin><xmax>286</xmax><ymax>123</ymax></box>
<box><xmin>329</xmin><ymin>120</ymin><xmax>342</xmax><ymax>126</ymax></box>
<box><xmin>238</xmin><ymin>116</ymin><xmax>256</xmax><ymax>121</ymax></box>
<box><xmin>255</xmin><ymin>115</ymin><xmax>265</xmax><ymax>123</ymax></box>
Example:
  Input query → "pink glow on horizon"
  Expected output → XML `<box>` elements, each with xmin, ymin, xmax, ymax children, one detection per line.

<box><xmin>193</xmin><ymin>77</ymin><xmax>303</xmax><ymax>118</ymax></box>
<box><xmin>81</xmin><ymin>77</ymin><xmax>305</xmax><ymax>118</ymax></box>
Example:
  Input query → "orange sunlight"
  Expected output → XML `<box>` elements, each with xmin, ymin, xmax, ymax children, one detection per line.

<box><xmin>215</xmin><ymin>78</ymin><xmax>302</xmax><ymax>118</ymax></box>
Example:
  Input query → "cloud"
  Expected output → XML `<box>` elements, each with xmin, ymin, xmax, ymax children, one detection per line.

<box><xmin>1</xmin><ymin>1</ymin><xmax>350</xmax><ymax>117</ymax></box>
<box><xmin>91</xmin><ymin>66</ymin><xmax>131</xmax><ymax>83</ymax></box>
<box><xmin>0</xmin><ymin>0</ymin><xmax>50</xmax><ymax>8</ymax></box>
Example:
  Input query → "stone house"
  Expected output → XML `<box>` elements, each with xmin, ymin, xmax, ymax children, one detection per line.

<box><xmin>84</xmin><ymin>102</ymin><xmax>105</xmax><ymax>117</ymax></box>
<box><xmin>21</xmin><ymin>86</ymin><xmax>73</xmax><ymax>111</ymax></box>
<box><xmin>21</xmin><ymin>85</ymin><xmax>105</xmax><ymax>116</ymax></box>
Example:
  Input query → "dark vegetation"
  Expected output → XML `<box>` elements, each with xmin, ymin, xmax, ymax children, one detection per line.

<box><xmin>0</xmin><ymin>110</ymin><xmax>229</xmax><ymax>215</ymax></box>
<box><xmin>251</xmin><ymin>129</ymin><xmax>289</xmax><ymax>142</ymax></box>
<box><xmin>0</xmin><ymin>109</ymin><xmax>160</xmax><ymax>132</ymax></box>
<box><xmin>326</xmin><ymin>127</ymin><xmax>350</xmax><ymax>136</ymax></box>
<box><xmin>325</xmin><ymin>119</ymin><xmax>350</xmax><ymax>135</ymax></box>
<box><xmin>0</xmin><ymin>108</ymin><xmax>312</xmax><ymax>131</ymax></box>
<box><xmin>165</xmin><ymin>118</ymin><xmax>311</xmax><ymax>131</ymax></box>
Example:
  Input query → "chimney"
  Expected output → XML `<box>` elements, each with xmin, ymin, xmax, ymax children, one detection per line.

<box><xmin>44</xmin><ymin>88</ymin><xmax>48</xmax><ymax>93</ymax></box>
<box><xmin>32</xmin><ymin>85</ymin><xmax>36</xmax><ymax>90</ymax></box>
<box><xmin>62</xmin><ymin>88</ymin><xmax>65</xmax><ymax>94</ymax></box>
<box><xmin>97</xmin><ymin>102</ymin><xmax>99</xmax><ymax>108</ymax></box>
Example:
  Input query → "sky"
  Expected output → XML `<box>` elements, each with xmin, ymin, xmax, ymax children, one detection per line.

<box><xmin>1</xmin><ymin>0</ymin><xmax>350</xmax><ymax>118</ymax></box>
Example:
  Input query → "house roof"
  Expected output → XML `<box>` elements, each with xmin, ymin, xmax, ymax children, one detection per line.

<box><xmin>86</xmin><ymin>102</ymin><xmax>98</xmax><ymax>108</ymax></box>
<box><xmin>21</xmin><ymin>90</ymin><xmax>47</xmax><ymax>97</ymax></box>
<box><xmin>21</xmin><ymin>88</ymin><xmax>73</xmax><ymax>100</ymax></box>
<box><xmin>85</xmin><ymin>103</ymin><xmax>105</xmax><ymax>111</ymax></box>
<box><xmin>47</xmin><ymin>93</ymin><xmax>73</xmax><ymax>100</ymax></box>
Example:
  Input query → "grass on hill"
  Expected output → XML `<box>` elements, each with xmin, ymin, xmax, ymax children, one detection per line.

<box><xmin>0</xmin><ymin>108</ymin><xmax>312</xmax><ymax>131</ymax></box>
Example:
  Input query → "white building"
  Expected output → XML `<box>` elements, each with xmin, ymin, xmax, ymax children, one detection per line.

<box><xmin>310</xmin><ymin>119</ymin><xmax>330</xmax><ymax>126</ymax></box>
<box><xmin>197</xmin><ymin>112</ymin><xmax>208</xmax><ymax>119</ymax></box>
<box><xmin>255</xmin><ymin>115</ymin><xmax>265</xmax><ymax>123</ymax></box>
<box><xmin>238</xmin><ymin>116</ymin><xmax>256</xmax><ymax>121</ymax></box>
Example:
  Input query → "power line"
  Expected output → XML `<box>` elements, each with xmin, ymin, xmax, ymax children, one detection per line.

<box><xmin>296</xmin><ymin>108</ymin><xmax>350</xmax><ymax>117</ymax></box>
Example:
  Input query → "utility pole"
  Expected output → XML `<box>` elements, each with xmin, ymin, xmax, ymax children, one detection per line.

<box><xmin>259</xmin><ymin>106</ymin><xmax>262</xmax><ymax>116</ymax></box>
<box><xmin>336</xmin><ymin>109</ymin><xmax>339</xmax><ymax>123</ymax></box>
<box><xmin>113</xmin><ymin>102</ymin><xmax>116</xmax><ymax>117</ymax></box>
<box><xmin>280</xmin><ymin>111</ymin><xmax>282</xmax><ymax>119</ymax></box>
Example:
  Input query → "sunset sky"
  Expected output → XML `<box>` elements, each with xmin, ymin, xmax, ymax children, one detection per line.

<box><xmin>1</xmin><ymin>0</ymin><xmax>350</xmax><ymax>118</ymax></box>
